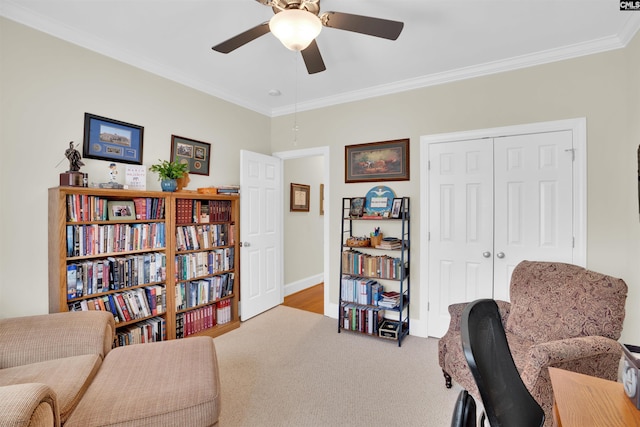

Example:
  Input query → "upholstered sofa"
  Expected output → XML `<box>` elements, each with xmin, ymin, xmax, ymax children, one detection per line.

<box><xmin>438</xmin><ymin>261</ymin><xmax>627</xmax><ymax>426</ymax></box>
<box><xmin>0</xmin><ymin>311</ymin><xmax>221</xmax><ymax>427</ymax></box>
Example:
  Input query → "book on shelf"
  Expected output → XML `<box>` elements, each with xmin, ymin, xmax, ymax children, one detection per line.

<box><xmin>376</xmin><ymin>237</ymin><xmax>403</xmax><ymax>250</ymax></box>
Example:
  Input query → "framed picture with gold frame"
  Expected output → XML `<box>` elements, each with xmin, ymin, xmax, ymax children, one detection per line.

<box><xmin>290</xmin><ymin>183</ymin><xmax>310</xmax><ymax>212</ymax></box>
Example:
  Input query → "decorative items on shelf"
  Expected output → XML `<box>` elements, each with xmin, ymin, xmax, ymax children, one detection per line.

<box><xmin>149</xmin><ymin>159</ymin><xmax>189</xmax><ymax>192</ymax></box>
<box><xmin>60</xmin><ymin>141</ymin><xmax>88</xmax><ymax>187</ymax></box>
<box><xmin>346</xmin><ymin>236</ymin><xmax>370</xmax><ymax>247</ymax></box>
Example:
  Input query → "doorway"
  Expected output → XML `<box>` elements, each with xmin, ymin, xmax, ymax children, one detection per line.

<box><xmin>273</xmin><ymin>146</ymin><xmax>331</xmax><ymax>316</ymax></box>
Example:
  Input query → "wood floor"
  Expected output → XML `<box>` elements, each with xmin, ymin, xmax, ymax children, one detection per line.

<box><xmin>282</xmin><ymin>283</ymin><xmax>324</xmax><ymax>315</ymax></box>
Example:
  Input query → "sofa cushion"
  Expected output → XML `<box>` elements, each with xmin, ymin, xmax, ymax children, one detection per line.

<box><xmin>65</xmin><ymin>336</ymin><xmax>220</xmax><ymax>427</ymax></box>
<box><xmin>505</xmin><ymin>261</ymin><xmax>627</xmax><ymax>343</ymax></box>
<box><xmin>0</xmin><ymin>353</ymin><xmax>102</xmax><ymax>423</ymax></box>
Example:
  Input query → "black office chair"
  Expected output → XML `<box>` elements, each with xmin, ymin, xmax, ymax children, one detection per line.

<box><xmin>461</xmin><ymin>299</ymin><xmax>545</xmax><ymax>427</ymax></box>
<box><xmin>451</xmin><ymin>389</ymin><xmax>477</xmax><ymax>427</ymax></box>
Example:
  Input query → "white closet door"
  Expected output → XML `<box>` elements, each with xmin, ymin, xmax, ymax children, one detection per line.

<box><xmin>492</xmin><ymin>131</ymin><xmax>575</xmax><ymax>301</ymax></box>
<box><xmin>427</xmin><ymin>139</ymin><xmax>495</xmax><ymax>338</ymax></box>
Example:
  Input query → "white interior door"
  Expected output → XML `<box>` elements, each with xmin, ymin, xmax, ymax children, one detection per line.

<box><xmin>240</xmin><ymin>150</ymin><xmax>282</xmax><ymax>320</ymax></box>
<box><xmin>427</xmin><ymin>130</ymin><xmax>576</xmax><ymax>337</ymax></box>
<box><xmin>427</xmin><ymin>139</ymin><xmax>495</xmax><ymax>338</ymax></box>
<box><xmin>492</xmin><ymin>131</ymin><xmax>574</xmax><ymax>300</ymax></box>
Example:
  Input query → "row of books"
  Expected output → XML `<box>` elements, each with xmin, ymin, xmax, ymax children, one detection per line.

<box><xmin>340</xmin><ymin>304</ymin><xmax>385</xmax><ymax>335</ymax></box>
<box><xmin>175</xmin><ymin>273</ymin><xmax>235</xmax><ymax>310</ymax></box>
<box><xmin>114</xmin><ymin>317</ymin><xmax>166</xmax><ymax>347</ymax></box>
<box><xmin>66</xmin><ymin>223</ymin><xmax>166</xmax><ymax>257</ymax></box>
<box><xmin>67</xmin><ymin>285</ymin><xmax>166</xmax><ymax>324</ymax></box>
<box><xmin>66</xmin><ymin>195</ymin><xmax>165</xmax><ymax>222</ymax></box>
<box><xmin>175</xmin><ymin>248</ymin><xmax>234</xmax><ymax>281</ymax></box>
<box><xmin>175</xmin><ymin>223</ymin><xmax>234</xmax><ymax>252</ymax></box>
<box><xmin>175</xmin><ymin>299</ymin><xmax>232</xmax><ymax>338</ymax></box>
<box><xmin>340</xmin><ymin>276</ymin><xmax>384</xmax><ymax>306</ymax></box>
<box><xmin>132</xmin><ymin>197</ymin><xmax>166</xmax><ymax>220</ymax></box>
<box><xmin>176</xmin><ymin>199</ymin><xmax>232</xmax><ymax>225</ymax></box>
<box><xmin>67</xmin><ymin>252</ymin><xmax>166</xmax><ymax>299</ymax></box>
<box><xmin>341</xmin><ymin>249</ymin><xmax>407</xmax><ymax>279</ymax></box>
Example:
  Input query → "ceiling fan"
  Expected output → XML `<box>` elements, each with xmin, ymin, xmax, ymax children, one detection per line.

<box><xmin>212</xmin><ymin>0</ymin><xmax>404</xmax><ymax>74</ymax></box>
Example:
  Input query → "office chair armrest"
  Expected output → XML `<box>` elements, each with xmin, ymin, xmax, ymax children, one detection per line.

<box><xmin>522</xmin><ymin>336</ymin><xmax>623</xmax><ymax>387</ymax></box>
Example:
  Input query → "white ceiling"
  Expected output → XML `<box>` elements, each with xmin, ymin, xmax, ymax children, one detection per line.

<box><xmin>2</xmin><ymin>1</ymin><xmax>640</xmax><ymax>117</ymax></box>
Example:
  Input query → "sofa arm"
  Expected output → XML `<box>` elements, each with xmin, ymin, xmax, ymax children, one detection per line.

<box><xmin>0</xmin><ymin>383</ymin><xmax>60</xmax><ymax>427</ymax></box>
<box><xmin>521</xmin><ymin>335</ymin><xmax>623</xmax><ymax>388</ymax></box>
<box><xmin>445</xmin><ymin>299</ymin><xmax>511</xmax><ymax>333</ymax></box>
<box><xmin>0</xmin><ymin>311</ymin><xmax>115</xmax><ymax>369</ymax></box>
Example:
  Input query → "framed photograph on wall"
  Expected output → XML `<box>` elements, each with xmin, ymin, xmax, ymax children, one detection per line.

<box><xmin>345</xmin><ymin>138</ymin><xmax>410</xmax><ymax>183</ymax></box>
<box><xmin>290</xmin><ymin>183</ymin><xmax>310</xmax><ymax>212</ymax></box>
<box><xmin>83</xmin><ymin>113</ymin><xmax>144</xmax><ymax>165</ymax></box>
<box><xmin>170</xmin><ymin>135</ymin><xmax>211</xmax><ymax>176</ymax></box>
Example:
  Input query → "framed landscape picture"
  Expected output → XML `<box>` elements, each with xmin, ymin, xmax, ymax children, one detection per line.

<box><xmin>345</xmin><ymin>138</ymin><xmax>410</xmax><ymax>183</ymax></box>
<box><xmin>170</xmin><ymin>135</ymin><xmax>211</xmax><ymax>176</ymax></box>
<box><xmin>83</xmin><ymin>113</ymin><xmax>144</xmax><ymax>165</ymax></box>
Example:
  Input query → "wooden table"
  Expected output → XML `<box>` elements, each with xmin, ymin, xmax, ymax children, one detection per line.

<box><xmin>549</xmin><ymin>367</ymin><xmax>640</xmax><ymax>427</ymax></box>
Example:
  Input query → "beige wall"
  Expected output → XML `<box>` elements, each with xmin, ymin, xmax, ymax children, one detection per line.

<box><xmin>0</xmin><ymin>18</ymin><xmax>270</xmax><ymax>317</ymax></box>
<box><xmin>271</xmin><ymin>32</ymin><xmax>640</xmax><ymax>343</ymax></box>
<box><xmin>2</xmin><ymin>16</ymin><xmax>640</xmax><ymax>344</ymax></box>
<box><xmin>283</xmin><ymin>156</ymin><xmax>324</xmax><ymax>288</ymax></box>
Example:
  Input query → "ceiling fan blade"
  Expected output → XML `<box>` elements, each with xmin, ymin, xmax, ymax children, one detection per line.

<box><xmin>212</xmin><ymin>22</ymin><xmax>271</xmax><ymax>53</ymax></box>
<box><xmin>301</xmin><ymin>39</ymin><xmax>326</xmax><ymax>74</ymax></box>
<box><xmin>321</xmin><ymin>12</ymin><xmax>404</xmax><ymax>40</ymax></box>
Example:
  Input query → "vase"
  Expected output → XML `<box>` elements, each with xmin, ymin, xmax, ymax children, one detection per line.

<box><xmin>161</xmin><ymin>179</ymin><xmax>178</xmax><ymax>192</ymax></box>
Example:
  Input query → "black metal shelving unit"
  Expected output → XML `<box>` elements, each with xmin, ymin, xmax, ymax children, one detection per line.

<box><xmin>337</xmin><ymin>197</ymin><xmax>410</xmax><ymax>346</ymax></box>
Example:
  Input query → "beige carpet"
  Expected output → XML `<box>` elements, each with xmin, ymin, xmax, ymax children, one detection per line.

<box><xmin>213</xmin><ymin>305</ymin><xmax>462</xmax><ymax>426</ymax></box>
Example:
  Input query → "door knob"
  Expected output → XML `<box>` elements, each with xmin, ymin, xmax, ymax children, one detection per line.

<box><xmin>240</xmin><ymin>242</ymin><xmax>250</xmax><ymax>247</ymax></box>
<box><xmin>496</xmin><ymin>252</ymin><xmax>505</xmax><ymax>259</ymax></box>
<box><xmin>482</xmin><ymin>251</ymin><xmax>491</xmax><ymax>258</ymax></box>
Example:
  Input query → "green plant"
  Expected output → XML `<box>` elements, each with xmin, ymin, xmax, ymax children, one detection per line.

<box><xmin>149</xmin><ymin>159</ymin><xmax>189</xmax><ymax>180</ymax></box>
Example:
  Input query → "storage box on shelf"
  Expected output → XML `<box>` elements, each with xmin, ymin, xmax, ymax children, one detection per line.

<box><xmin>48</xmin><ymin>187</ymin><xmax>240</xmax><ymax>346</ymax></box>
<box><xmin>338</xmin><ymin>197</ymin><xmax>410</xmax><ymax>346</ymax></box>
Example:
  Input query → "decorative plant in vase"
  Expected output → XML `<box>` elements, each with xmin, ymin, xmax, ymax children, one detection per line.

<box><xmin>149</xmin><ymin>159</ymin><xmax>189</xmax><ymax>192</ymax></box>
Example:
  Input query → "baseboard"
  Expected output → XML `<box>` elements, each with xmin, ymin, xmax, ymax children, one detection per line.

<box><xmin>284</xmin><ymin>274</ymin><xmax>324</xmax><ymax>297</ymax></box>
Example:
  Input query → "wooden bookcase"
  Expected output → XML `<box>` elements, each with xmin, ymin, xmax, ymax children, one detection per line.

<box><xmin>48</xmin><ymin>187</ymin><xmax>240</xmax><ymax>345</ymax></box>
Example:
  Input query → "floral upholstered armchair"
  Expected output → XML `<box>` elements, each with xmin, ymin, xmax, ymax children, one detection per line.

<box><xmin>438</xmin><ymin>261</ymin><xmax>627</xmax><ymax>426</ymax></box>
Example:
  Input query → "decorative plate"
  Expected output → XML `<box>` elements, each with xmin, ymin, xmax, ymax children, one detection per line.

<box><xmin>364</xmin><ymin>185</ymin><xmax>396</xmax><ymax>216</ymax></box>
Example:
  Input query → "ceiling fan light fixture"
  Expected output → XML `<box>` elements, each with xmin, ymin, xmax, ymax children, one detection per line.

<box><xmin>269</xmin><ymin>9</ymin><xmax>322</xmax><ymax>51</ymax></box>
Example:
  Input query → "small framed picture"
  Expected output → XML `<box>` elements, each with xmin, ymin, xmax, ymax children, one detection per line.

<box><xmin>391</xmin><ymin>198</ymin><xmax>403</xmax><ymax>219</ymax></box>
<box><xmin>290</xmin><ymin>183</ymin><xmax>310</xmax><ymax>212</ymax></box>
<box><xmin>107</xmin><ymin>201</ymin><xmax>136</xmax><ymax>220</ymax></box>
<box><xmin>171</xmin><ymin>135</ymin><xmax>211</xmax><ymax>176</ymax></box>
<box><xmin>350</xmin><ymin>197</ymin><xmax>365</xmax><ymax>217</ymax></box>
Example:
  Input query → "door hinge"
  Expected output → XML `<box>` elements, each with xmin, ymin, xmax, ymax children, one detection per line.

<box><xmin>572</xmin><ymin>236</ymin><xmax>575</xmax><ymax>248</ymax></box>
<box><xmin>565</xmin><ymin>148</ymin><xmax>576</xmax><ymax>161</ymax></box>
<box><xmin>428</xmin><ymin>160</ymin><xmax>431</xmax><ymax>170</ymax></box>
<box><xmin>428</xmin><ymin>231</ymin><xmax>431</xmax><ymax>241</ymax></box>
